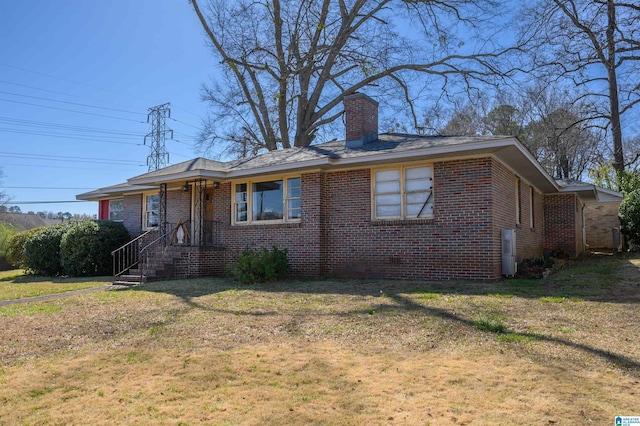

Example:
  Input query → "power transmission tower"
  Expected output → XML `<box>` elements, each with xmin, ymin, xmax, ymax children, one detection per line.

<box><xmin>144</xmin><ymin>103</ymin><xmax>173</xmax><ymax>171</ymax></box>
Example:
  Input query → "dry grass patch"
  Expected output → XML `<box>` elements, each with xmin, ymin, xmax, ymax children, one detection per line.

<box><xmin>0</xmin><ymin>253</ymin><xmax>638</xmax><ymax>424</ymax></box>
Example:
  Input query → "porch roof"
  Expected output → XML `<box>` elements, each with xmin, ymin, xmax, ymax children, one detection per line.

<box><xmin>556</xmin><ymin>179</ymin><xmax>623</xmax><ymax>203</ymax></box>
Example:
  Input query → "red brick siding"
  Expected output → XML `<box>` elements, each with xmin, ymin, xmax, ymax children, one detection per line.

<box><xmin>521</xmin><ymin>187</ymin><xmax>545</xmax><ymax>259</ymax></box>
<box><xmin>138</xmin><ymin>158</ymin><xmax>549</xmax><ymax>280</ymax></box>
<box><xmin>575</xmin><ymin>198</ymin><xmax>585</xmax><ymax>256</ymax></box>
<box><xmin>172</xmin><ymin>246</ymin><xmax>226</xmax><ymax>278</ymax></box>
<box><xmin>214</xmin><ymin>173</ymin><xmax>323</xmax><ymax>276</ymax></box>
<box><xmin>492</xmin><ymin>167</ymin><xmax>544</xmax><ymax>263</ymax></box>
<box><xmin>544</xmin><ymin>193</ymin><xmax>581</xmax><ymax>257</ymax></box>
<box><xmin>123</xmin><ymin>193</ymin><xmax>143</xmax><ymax>235</ymax></box>
<box><xmin>320</xmin><ymin>159</ymin><xmax>498</xmax><ymax>279</ymax></box>
<box><xmin>165</xmin><ymin>188</ymin><xmax>191</xmax><ymax>225</ymax></box>
<box><xmin>344</xmin><ymin>94</ymin><xmax>378</xmax><ymax>143</ymax></box>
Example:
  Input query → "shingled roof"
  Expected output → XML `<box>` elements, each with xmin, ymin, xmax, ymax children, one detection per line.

<box><xmin>77</xmin><ymin>132</ymin><xmax>565</xmax><ymax>201</ymax></box>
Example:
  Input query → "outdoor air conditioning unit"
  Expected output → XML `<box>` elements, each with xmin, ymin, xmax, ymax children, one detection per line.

<box><xmin>502</xmin><ymin>229</ymin><xmax>517</xmax><ymax>277</ymax></box>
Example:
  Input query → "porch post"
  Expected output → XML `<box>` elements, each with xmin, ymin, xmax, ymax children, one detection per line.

<box><xmin>159</xmin><ymin>183</ymin><xmax>167</xmax><ymax>242</ymax></box>
<box><xmin>192</xmin><ymin>179</ymin><xmax>206</xmax><ymax>246</ymax></box>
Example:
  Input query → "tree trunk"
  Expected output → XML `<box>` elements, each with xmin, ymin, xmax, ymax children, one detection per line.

<box><xmin>607</xmin><ymin>0</ymin><xmax>625</xmax><ymax>178</ymax></box>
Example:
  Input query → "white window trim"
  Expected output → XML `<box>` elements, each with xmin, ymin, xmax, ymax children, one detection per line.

<box><xmin>231</xmin><ymin>176</ymin><xmax>302</xmax><ymax>225</ymax></box>
<box><xmin>371</xmin><ymin>164</ymin><xmax>434</xmax><ymax>220</ymax></box>
<box><xmin>142</xmin><ymin>192</ymin><xmax>160</xmax><ymax>230</ymax></box>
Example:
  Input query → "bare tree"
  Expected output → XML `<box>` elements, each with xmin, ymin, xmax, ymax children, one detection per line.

<box><xmin>436</xmin><ymin>82</ymin><xmax>604</xmax><ymax>179</ymax></box>
<box><xmin>190</xmin><ymin>0</ymin><xmax>516</xmax><ymax>156</ymax></box>
<box><xmin>439</xmin><ymin>103</ymin><xmax>484</xmax><ymax>136</ymax></box>
<box><xmin>517</xmin><ymin>0</ymin><xmax>640</xmax><ymax>176</ymax></box>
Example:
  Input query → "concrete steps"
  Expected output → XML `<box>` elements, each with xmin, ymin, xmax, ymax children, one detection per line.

<box><xmin>112</xmin><ymin>273</ymin><xmax>146</xmax><ymax>286</ymax></box>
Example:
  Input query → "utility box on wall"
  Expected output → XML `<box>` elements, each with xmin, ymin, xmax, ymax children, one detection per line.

<box><xmin>502</xmin><ymin>229</ymin><xmax>517</xmax><ymax>277</ymax></box>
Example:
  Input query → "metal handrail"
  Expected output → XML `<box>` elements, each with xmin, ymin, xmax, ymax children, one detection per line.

<box><xmin>111</xmin><ymin>228</ymin><xmax>155</xmax><ymax>277</ymax></box>
<box><xmin>114</xmin><ymin>220</ymin><xmax>223</xmax><ymax>284</ymax></box>
<box><xmin>138</xmin><ymin>224</ymin><xmax>180</xmax><ymax>285</ymax></box>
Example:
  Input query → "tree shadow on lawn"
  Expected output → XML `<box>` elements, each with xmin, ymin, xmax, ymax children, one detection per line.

<box><xmin>131</xmin><ymin>250</ymin><xmax>640</xmax><ymax>305</ymax></box>
<box><xmin>127</xmin><ymin>255</ymin><xmax>640</xmax><ymax>377</ymax></box>
<box><xmin>385</xmin><ymin>292</ymin><xmax>640</xmax><ymax>376</ymax></box>
<box><xmin>131</xmin><ymin>279</ymin><xmax>640</xmax><ymax>377</ymax></box>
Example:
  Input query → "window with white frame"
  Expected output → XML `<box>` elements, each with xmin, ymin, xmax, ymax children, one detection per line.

<box><xmin>373</xmin><ymin>165</ymin><xmax>433</xmax><ymax>219</ymax></box>
<box><xmin>144</xmin><ymin>194</ymin><xmax>159</xmax><ymax>229</ymax></box>
<box><xmin>109</xmin><ymin>199</ymin><xmax>123</xmax><ymax>222</ymax></box>
<box><xmin>233</xmin><ymin>177</ymin><xmax>301</xmax><ymax>224</ymax></box>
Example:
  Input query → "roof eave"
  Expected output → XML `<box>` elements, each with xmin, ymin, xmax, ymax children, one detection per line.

<box><xmin>76</xmin><ymin>183</ymin><xmax>158</xmax><ymax>201</ymax></box>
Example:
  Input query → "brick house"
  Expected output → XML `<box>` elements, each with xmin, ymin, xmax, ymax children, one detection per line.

<box><xmin>77</xmin><ymin>93</ymin><xmax>621</xmax><ymax>282</ymax></box>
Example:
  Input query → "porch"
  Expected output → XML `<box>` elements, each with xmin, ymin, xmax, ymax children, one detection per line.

<box><xmin>111</xmin><ymin>179</ymin><xmax>227</xmax><ymax>285</ymax></box>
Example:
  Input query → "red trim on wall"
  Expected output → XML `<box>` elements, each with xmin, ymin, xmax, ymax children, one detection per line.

<box><xmin>98</xmin><ymin>200</ymin><xmax>109</xmax><ymax>220</ymax></box>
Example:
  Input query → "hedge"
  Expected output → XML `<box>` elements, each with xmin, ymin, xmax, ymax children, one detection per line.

<box><xmin>5</xmin><ymin>227</ymin><xmax>41</xmax><ymax>268</ymax></box>
<box><xmin>60</xmin><ymin>220</ymin><xmax>129</xmax><ymax>276</ymax></box>
<box><xmin>23</xmin><ymin>223</ymin><xmax>74</xmax><ymax>276</ymax></box>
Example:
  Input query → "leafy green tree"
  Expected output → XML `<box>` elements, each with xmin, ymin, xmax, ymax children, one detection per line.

<box><xmin>619</xmin><ymin>189</ymin><xmax>640</xmax><ymax>244</ymax></box>
<box><xmin>589</xmin><ymin>163</ymin><xmax>640</xmax><ymax>194</ymax></box>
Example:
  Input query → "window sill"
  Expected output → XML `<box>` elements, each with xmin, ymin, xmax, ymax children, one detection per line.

<box><xmin>371</xmin><ymin>218</ymin><xmax>434</xmax><ymax>226</ymax></box>
<box><xmin>232</xmin><ymin>221</ymin><xmax>301</xmax><ymax>229</ymax></box>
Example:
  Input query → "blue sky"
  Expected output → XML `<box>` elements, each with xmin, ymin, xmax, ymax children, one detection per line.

<box><xmin>0</xmin><ymin>0</ymin><xmax>217</xmax><ymax>215</ymax></box>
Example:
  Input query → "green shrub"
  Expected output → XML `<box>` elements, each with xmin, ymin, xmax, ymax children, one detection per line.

<box><xmin>0</xmin><ymin>222</ymin><xmax>20</xmax><ymax>259</ymax></box>
<box><xmin>60</xmin><ymin>220</ymin><xmax>130</xmax><ymax>276</ymax></box>
<box><xmin>23</xmin><ymin>222</ymin><xmax>75</xmax><ymax>276</ymax></box>
<box><xmin>619</xmin><ymin>189</ymin><xmax>640</xmax><ymax>244</ymax></box>
<box><xmin>6</xmin><ymin>227</ymin><xmax>44</xmax><ymax>269</ymax></box>
<box><xmin>231</xmin><ymin>246</ymin><xmax>289</xmax><ymax>283</ymax></box>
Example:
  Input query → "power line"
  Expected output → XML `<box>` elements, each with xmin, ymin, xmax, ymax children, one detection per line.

<box><xmin>0</xmin><ymin>90</ymin><xmax>146</xmax><ymax>115</ymax></box>
<box><xmin>2</xmin><ymin>162</ymin><xmax>143</xmax><ymax>171</ymax></box>
<box><xmin>9</xmin><ymin>200</ymin><xmax>88</xmax><ymax>204</ymax></box>
<box><xmin>0</xmin><ymin>79</ymin><xmax>107</xmax><ymax>102</ymax></box>
<box><xmin>0</xmin><ymin>128</ymin><xmax>143</xmax><ymax>145</ymax></box>
<box><xmin>0</xmin><ymin>186</ymin><xmax>94</xmax><ymax>190</ymax></box>
<box><xmin>0</xmin><ymin>62</ymin><xmax>158</xmax><ymax>106</ymax></box>
<box><xmin>0</xmin><ymin>98</ymin><xmax>145</xmax><ymax>123</ymax></box>
<box><xmin>0</xmin><ymin>116</ymin><xmax>146</xmax><ymax>137</ymax></box>
<box><xmin>171</xmin><ymin>117</ymin><xmax>202</xmax><ymax>130</ymax></box>
<box><xmin>0</xmin><ymin>151</ymin><xmax>143</xmax><ymax>165</ymax></box>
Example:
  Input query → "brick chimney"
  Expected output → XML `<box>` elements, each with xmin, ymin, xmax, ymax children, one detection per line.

<box><xmin>344</xmin><ymin>93</ymin><xmax>378</xmax><ymax>148</ymax></box>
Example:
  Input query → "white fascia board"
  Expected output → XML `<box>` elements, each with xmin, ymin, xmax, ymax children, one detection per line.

<box><xmin>595</xmin><ymin>186</ymin><xmax>623</xmax><ymax>202</ymax></box>
<box><xmin>128</xmin><ymin>170</ymin><xmax>227</xmax><ymax>185</ymax></box>
<box><xmin>122</xmin><ymin>137</ymin><xmax>560</xmax><ymax>192</ymax></box>
<box><xmin>224</xmin><ymin>158</ymin><xmax>331</xmax><ymax>178</ymax></box>
<box><xmin>559</xmin><ymin>184</ymin><xmax>598</xmax><ymax>201</ymax></box>
<box><xmin>76</xmin><ymin>184</ymin><xmax>158</xmax><ymax>201</ymax></box>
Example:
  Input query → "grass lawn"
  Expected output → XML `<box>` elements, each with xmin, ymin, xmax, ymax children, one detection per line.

<box><xmin>0</xmin><ymin>270</ymin><xmax>111</xmax><ymax>301</ymax></box>
<box><xmin>0</xmin><ymin>254</ymin><xmax>638</xmax><ymax>425</ymax></box>
<box><xmin>0</xmin><ymin>269</ymin><xmax>112</xmax><ymax>301</ymax></box>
